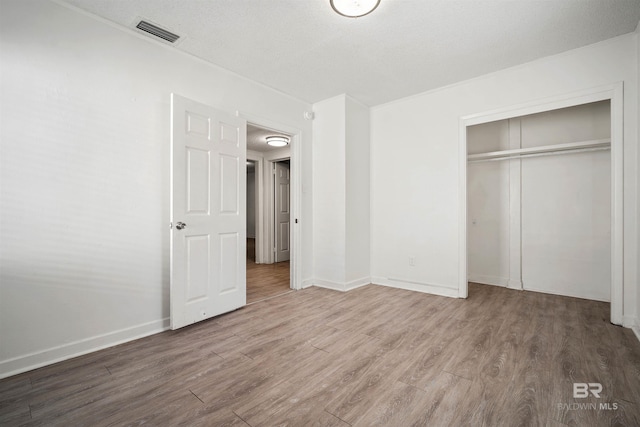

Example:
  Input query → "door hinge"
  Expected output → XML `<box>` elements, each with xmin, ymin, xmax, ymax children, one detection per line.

<box><xmin>169</xmin><ymin>222</ymin><xmax>173</xmax><ymax>229</ymax></box>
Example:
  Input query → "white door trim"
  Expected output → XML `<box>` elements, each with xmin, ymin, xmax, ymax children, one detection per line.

<box><xmin>246</xmin><ymin>152</ymin><xmax>264</xmax><ymax>263</ymax></box>
<box><xmin>458</xmin><ymin>82</ymin><xmax>624</xmax><ymax>325</ymax></box>
<box><xmin>236</xmin><ymin>111</ymin><xmax>302</xmax><ymax>291</ymax></box>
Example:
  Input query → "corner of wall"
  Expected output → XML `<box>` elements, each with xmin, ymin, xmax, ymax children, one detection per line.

<box><xmin>311</xmin><ymin>277</ymin><xmax>370</xmax><ymax>292</ymax></box>
<box><xmin>633</xmin><ymin>320</ymin><xmax>640</xmax><ymax>343</ymax></box>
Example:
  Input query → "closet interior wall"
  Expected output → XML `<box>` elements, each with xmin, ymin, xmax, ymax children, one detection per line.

<box><xmin>467</xmin><ymin>101</ymin><xmax>611</xmax><ymax>302</ymax></box>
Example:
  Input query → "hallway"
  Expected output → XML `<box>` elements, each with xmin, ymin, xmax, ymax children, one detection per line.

<box><xmin>246</xmin><ymin>238</ymin><xmax>290</xmax><ymax>304</ymax></box>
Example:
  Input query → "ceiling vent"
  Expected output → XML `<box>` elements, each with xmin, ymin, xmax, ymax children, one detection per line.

<box><xmin>135</xmin><ymin>20</ymin><xmax>180</xmax><ymax>43</ymax></box>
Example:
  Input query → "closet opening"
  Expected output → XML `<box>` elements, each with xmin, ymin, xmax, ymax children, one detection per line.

<box><xmin>459</xmin><ymin>84</ymin><xmax>624</xmax><ymax>325</ymax></box>
<box><xmin>467</xmin><ymin>100</ymin><xmax>611</xmax><ymax>303</ymax></box>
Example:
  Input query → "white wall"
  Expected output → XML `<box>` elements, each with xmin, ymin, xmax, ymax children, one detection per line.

<box><xmin>311</xmin><ymin>94</ymin><xmax>370</xmax><ymax>289</ymax></box>
<box><xmin>312</xmin><ymin>96</ymin><xmax>347</xmax><ymax>286</ymax></box>
<box><xmin>637</xmin><ymin>26</ymin><xmax>640</xmax><ymax>337</ymax></box>
<box><xmin>371</xmin><ymin>33</ymin><xmax>638</xmax><ymax>324</ymax></box>
<box><xmin>634</xmin><ymin>22</ymin><xmax>640</xmax><ymax>339</ymax></box>
<box><xmin>345</xmin><ymin>97</ymin><xmax>371</xmax><ymax>284</ymax></box>
<box><xmin>0</xmin><ymin>0</ymin><xmax>313</xmax><ymax>378</ymax></box>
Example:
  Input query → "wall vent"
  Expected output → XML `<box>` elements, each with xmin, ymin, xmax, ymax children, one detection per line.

<box><xmin>135</xmin><ymin>20</ymin><xmax>180</xmax><ymax>43</ymax></box>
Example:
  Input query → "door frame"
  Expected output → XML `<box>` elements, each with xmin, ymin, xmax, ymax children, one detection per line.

<box><xmin>237</xmin><ymin>111</ymin><xmax>302</xmax><ymax>291</ymax></box>
<box><xmin>458</xmin><ymin>82</ymin><xmax>624</xmax><ymax>325</ymax></box>
<box><xmin>246</xmin><ymin>154</ymin><xmax>263</xmax><ymax>263</ymax></box>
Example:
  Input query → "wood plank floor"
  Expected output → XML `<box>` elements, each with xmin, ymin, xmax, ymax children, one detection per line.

<box><xmin>2</xmin><ymin>283</ymin><xmax>639</xmax><ymax>426</ymax></box>
<box><xmin>246</xmin><ymin>238</ymin><xmax>291</xmax><ymax>304</ymax></box>
<box><xmin>246</xmin><ymin>260</ymin><xmax>290</xmax><ymax>304</ymax></box>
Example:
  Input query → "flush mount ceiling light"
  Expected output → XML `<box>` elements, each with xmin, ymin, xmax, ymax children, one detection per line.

<box><xmin>330</xmin><ymin>0</ymin><xmax>380</xmax><ymax>18</ymax></box>
<box><xmin>266</xmin><ymin>136</ymin><xmax>290</xmax><ymax>147</ymax></box>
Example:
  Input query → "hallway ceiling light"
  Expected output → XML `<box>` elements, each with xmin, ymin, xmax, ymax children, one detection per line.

<box><xmin>266</xmin><ymin>136</ymin><xmax>290</xmax><ymax>147</ymax></box>
<box><xmin>330</xmin><ymin>0</ymin><xmax>380</xmax><ymax>18</ymax></box>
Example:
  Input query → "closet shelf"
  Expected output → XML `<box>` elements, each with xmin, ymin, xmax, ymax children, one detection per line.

<box><xmin>467</xmin><ymin>138</ymin><xmax>610</xmax><ymax>163</ymax></box>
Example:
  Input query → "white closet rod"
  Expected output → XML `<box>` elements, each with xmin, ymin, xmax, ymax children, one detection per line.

<box><xmin>467</xmin><ymin>138</ymin><xmax>611</xmax><ymax>163</ymax></box>
<box><xmin>467</xmin><ymin>145</ymin><xmax>610</xmax><ymax>164</ymax></box>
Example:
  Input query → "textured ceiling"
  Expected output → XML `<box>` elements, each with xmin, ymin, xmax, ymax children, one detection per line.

<box><xmin>61</xmin><ymin>0</ymin><xmax>640</xmax><ymax>106</ymax></box>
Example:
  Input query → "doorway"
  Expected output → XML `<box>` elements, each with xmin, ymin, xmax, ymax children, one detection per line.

<box><xmin>245</xmin><ymin>124</ymin><xmax>292</xmax><ymax>304</ymax></box>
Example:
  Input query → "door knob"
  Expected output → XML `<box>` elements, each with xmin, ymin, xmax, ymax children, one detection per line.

<box><xmin>176</xmin><ymin>222</ymin><xmax>187</xmax><ymax>230</ymax></box>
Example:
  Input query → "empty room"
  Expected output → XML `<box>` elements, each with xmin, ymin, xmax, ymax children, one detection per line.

<box><xmin>1</xmin><ymin>0</ymin><xmax>640</xmax><ymax>425</ymax></box>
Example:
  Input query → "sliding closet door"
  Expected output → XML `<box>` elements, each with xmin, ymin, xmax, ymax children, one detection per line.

<box><xmin>520</xmin><ymin>102</ymin><xmax>611</xmax><ymax>301</ymax></box>
<box><xmin>467</xmin><ymin>121</ymin><xmax>511</xmax><ymax>286</ymax></box>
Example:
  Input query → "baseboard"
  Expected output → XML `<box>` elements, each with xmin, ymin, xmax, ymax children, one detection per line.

<box><xmin>345</xmin><ymin>277</ymin><xmax>371</xmax><ymax>291</ymax></box>
<box><xmin>372</xmin><ymin>276</ymin><xmax>459</xmax><ymax>298</ymax></box>
<box><xmin>622</xmin><ymin>315</ymin><xmax>640</xmax><ymax>342</ymax></box>
<box><xmin>301</xmin><ymin>279</ymin><xmax>315</xmax><ymax>289</ymax></box>
<box><xmin>467</xmin><ymin>274</ymin><xmax>509</xmax><ymax>287</ymax></box>
<box><xmin>312</xmin><ymin>279</ymin><xmax>347</xmax><ymax>292</ymax></box>
<box><xmin>467</xmin><ymin>275</ymin><xmax>523</xmax><ymax>290</ymax></box>
<box><xmin>523</xmin><ymin>283</ymin><xmax>610</xmax><ymax>303</ymax></box>
<box><xmin>0</xmin><ymin>317</ymin><xmax>170</xmax><ymax>380</ymax></box>
<box><xmin>312</xmin><ymin>277</ymin><xmax>370</xmax><ymax>292</ymax></box>
<box><xmin>507</xmin><ymin>279</ymin><xmax>523</xmax><ymax>290</ymax></box>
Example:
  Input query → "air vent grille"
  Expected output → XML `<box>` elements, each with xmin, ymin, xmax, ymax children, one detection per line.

<box><xmin>136</xmin><ymin>20</ymin><xmax>180</xmax><ymax>43</ymax></box>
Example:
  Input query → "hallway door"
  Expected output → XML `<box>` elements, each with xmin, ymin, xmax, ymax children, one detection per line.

<box><xmin>274</xmin><ymin>161</ymin><xmax>290</xmax><ymax>262</ymax></box>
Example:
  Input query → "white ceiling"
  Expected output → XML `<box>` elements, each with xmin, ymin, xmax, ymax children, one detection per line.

<box><xmin>62</xmin><ymin>0</ymin><xmax>640</xmax><ymax>106</ymax></box>
<box><xmin>247</xmin><ymin>124</ymin><xmax>291</xmax><ymax>153</ymax></box>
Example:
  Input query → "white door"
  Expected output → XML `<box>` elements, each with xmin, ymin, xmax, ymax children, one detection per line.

<box><xmin>170</xmin><ymin>94</ymin><xmax>246</xmax><ymax>330</ymax></box>
<box><xmin>521</xmin><ymin>150</ymin><xmax>611</xmax><ymax>301</ymax></box>
<box><xmin>274</xmin><ymin>161</ymin><xmax>290</xmax><ymax>262</ymax></box>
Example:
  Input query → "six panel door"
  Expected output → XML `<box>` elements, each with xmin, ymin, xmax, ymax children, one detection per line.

<box><xmin>170</xmin><ymin>94</ymin><xmax>247</xmax><ymax>330</ymax></box>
